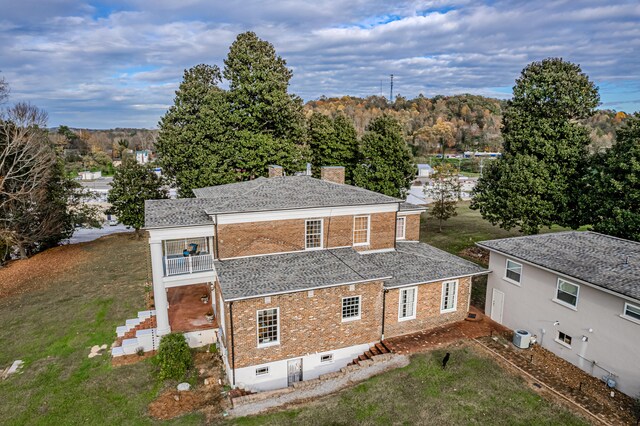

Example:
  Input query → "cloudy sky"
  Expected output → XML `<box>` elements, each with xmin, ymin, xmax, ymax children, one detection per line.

<box><xmin>1</xmin><ymin>0</ymin><xmax>639</xmax><ymax>128</ymax></box>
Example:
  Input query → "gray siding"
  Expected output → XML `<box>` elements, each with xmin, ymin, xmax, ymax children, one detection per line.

<box><xmin>485</xmin><ymin>251</ymin><xmax>640</xmax><ymax>397</ymax></box>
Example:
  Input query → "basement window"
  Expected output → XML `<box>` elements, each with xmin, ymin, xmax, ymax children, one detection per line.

<box><xmin>342</xmin><ymin>296</ymin><xmax>361</xmax><ymax>321</ymax></box>
<box><xmin>320</xmin><ymin>354</ymin><xmax>333</xmax><ymax>363</ymax></box>
<box><xmin>556</xmin><ymin>331</ymin><xmax>572</xmax><ymax>348</ymax></box>
<box><xmin>255</xmin><ymin>367</ymin><xmax>269</xmax><ymax>376</ymax></box>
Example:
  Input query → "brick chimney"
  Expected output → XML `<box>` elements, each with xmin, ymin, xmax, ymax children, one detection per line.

<box><xmin>320</xmin><ymin>166</ymin><xmax>345</xmax><ymax>184</ymax></box>
<box><xmin>268</xmin><ymin>165</ymin><xmax>283</xmax><ymax>178</ymax></box>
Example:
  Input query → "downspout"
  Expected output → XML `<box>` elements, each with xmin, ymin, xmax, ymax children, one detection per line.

<box><xmin>230</xmin><ymin>301</ymin><xmax>236</xmax><ymax>386</ymax></box>
<box><xmin>213</xmin><ymin>214</ymin><xmax>220</xmax><ymax>259</ymax></box>
<box><xmin>381</xmin><ymin>288</ymin><xmax>388</xmax><ymax>340</ymax></box>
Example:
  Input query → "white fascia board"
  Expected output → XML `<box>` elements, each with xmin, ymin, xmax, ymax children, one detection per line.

<box><xmin>163</xmin><ymin>271</ymin><xmax>217</xmax><ymax>287</ymax></box>
<box><xmin>397</xmin><ymin>210</ymin><xmax>424</xmax><ymax>216</ymax></box>
<box><xmin>478</xmin><ymin>244</ymin><xmax>640</xmax><ymax>305</ymax></box>
<box><xmin>214</xmin><ymin>203</ymin><xmax>399</xmax><ymax>225</ymax></box>
<box><xmin>148</xmin><ymin>225</ymin><xmax>214</xmax><ymax>243</ymax></box>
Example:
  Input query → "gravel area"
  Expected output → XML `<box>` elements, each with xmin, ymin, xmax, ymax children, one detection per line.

<box><xmin>229</xmin><ymin>354</ymin><xmax>410</xmax><ymax>418</ymax></box>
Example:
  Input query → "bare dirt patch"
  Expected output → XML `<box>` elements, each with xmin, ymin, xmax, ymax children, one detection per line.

<box><xmin>459</xmin><ymin>245</ymin><xmax>489</xmax><ymax>266</ymax></box>
<box><xmin>0</xmin><ymin>243</ymin><xmax>90</xmax><ymax>300</ymax></box>
<box><xmin>147</xmin><ymin>351</ymin><xmax>229</xmax><ymax>422</ymax></box>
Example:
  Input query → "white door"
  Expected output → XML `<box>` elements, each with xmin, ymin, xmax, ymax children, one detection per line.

<box><xmin>491</xmin><ymin>289</ymin><xmax>505</xmax><ymax>324</ymax></box>
<box><xmin>287</xmin><ymin>358</ymin><xmax>303</xmax><ymax>386</ymax></box>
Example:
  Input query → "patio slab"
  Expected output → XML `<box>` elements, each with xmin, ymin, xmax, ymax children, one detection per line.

<box><xmin>168</xmin><ymin>284</ymin><xmax>218</xmax><ymax>332</ymax></box>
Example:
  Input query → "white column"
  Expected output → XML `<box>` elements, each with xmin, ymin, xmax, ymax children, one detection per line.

<box><xmin>150</xmin><ymin>240</ymin><xmax>171</xmax><ymax>335</ymax></box>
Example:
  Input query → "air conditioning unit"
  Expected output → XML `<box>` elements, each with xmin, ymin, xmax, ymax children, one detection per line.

<box><xmin>513</xmin><ymin>329</ymin><xmax>531</xmax><ymax>349</ymax></box>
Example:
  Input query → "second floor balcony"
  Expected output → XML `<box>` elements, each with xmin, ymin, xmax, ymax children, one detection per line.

<box><xmin>163</xmin><ymin>237</ymin><xmax>214</xmax><ymax>277</ymax></box>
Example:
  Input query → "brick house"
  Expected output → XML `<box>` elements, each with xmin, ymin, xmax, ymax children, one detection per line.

<box><xmin>117</xmin><ymin>166</ymin><xmax>485</xmax><ymax>391</ymax></box>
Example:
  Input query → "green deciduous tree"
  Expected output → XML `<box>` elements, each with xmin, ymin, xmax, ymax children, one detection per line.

<box><xmin>307</xmin><ymin>112</ymin><xmax>359</xmax><ymax>183</ymax></box>
<box><xmin>583</xmin><ymin>114</ymin><xmax>640</xmax><ymax>241</ymax></box>
<box><xmin>425</xmin><ymin>163</ymin><xmax>461</xmax><ymax>231</ymax></box>
<box><xmin>108</xmin><ymin>157</ymin><xmax>168</xmax><ymax>236</ymax></box>
<box><xmin>353</xmin><ymin>116</ymin><xmax>415</xmax><ymax>198</ymax></box>
<box><xmin>471</xmin><ymin>58</ymin><xmax>600</xmax><ymax>234</ymax></box>
<box><xmin>156</xmin><ymin>64</ymin><xmax>235</xmax><ymax>197</ymax></box>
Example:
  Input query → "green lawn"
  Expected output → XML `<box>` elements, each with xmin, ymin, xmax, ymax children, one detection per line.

<box><xmin>0</xmin><ymin>233</ymin><xmax>203</xmax><ymax>425</ymax></box>
<box><xmin>421</xmin><ymin>201</ymin><xmax>573</xmax><ymax>257</ymax></box>
<box><xmin>229</xmin><ymin>348</ymin><xmax>587</xmax><ymax>426</ymax></box>
<box><xmin>0</xmin><ymin>215</ymin><xmax>588</xmax><ymax>425</ymax></box>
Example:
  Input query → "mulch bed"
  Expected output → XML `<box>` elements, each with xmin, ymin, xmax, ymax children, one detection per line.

<box><xmin>478</xmin><ymin>336</ymin><xmax>636</xmax><ymax>425</ymax></box>
<box><xmin>384</xmin><ymin>308</ymin><xmax>510</xmax><ymax>354</ymax></box>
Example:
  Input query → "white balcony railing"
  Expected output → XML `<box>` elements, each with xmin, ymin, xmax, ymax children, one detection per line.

<box><xmin>165</xmin><ymin>253</ymin><xmax>214</xmax><ymax>276</ymax></box>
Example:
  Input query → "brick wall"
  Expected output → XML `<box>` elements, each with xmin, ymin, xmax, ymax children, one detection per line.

<box><xmin>217</xmin><ymin>212</ymin><xmax>396</xmax><ymax>258</ymax></box>
<box><xmin>383</xmin><ymin>277</ymin><xmax>471</xmax><ymax>339</ymax></box>
<box><xmin>402</xmin><ymin>213</ymin><xmax>421</xmax><ymax>241</ymax></box>
<box><xmin>320</xmin><ymin>167</ymin><xmax>345</xmax><ymax>184</ymax></box>
<box><xmin>228</xmin><ymin>280</ymin><xmax>384</xmax><ymax>368</ymax></box>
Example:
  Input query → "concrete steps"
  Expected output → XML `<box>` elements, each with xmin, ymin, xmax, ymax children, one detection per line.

<box><xmin>112</xmin><ymin>310</ymin><xmax>159</xmax><ymax>357</ymax></box>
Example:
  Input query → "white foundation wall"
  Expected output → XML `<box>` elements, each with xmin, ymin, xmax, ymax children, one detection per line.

<box><xmin>184</xmin><ymin>329</ymin><xmax>216</xmax><ymax>348</ymax></box>
<box><xmin>233</xmin><ymin>343</ymin><xmax>371</xmax><ymax>392</ymax></box>
<box><xmin>485</xmin><ymin>251</ymin><xmax>640</xmax><ymax>397</ymax></box>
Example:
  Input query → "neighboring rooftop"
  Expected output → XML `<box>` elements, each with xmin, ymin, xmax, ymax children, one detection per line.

<box><xmin>215</xmin><ymin>241</ymin><xmax>486</xmax><ymax>300</ymax></box>
<box><xmin>477</xmin><ymin>231</ymin><xmax>640</xmax><ymax>301</ymax></box>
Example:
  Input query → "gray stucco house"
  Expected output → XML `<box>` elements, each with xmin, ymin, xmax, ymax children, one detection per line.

<box><xmin>477</xmin><ymin>231</ymin><xmax>640</xmax><ymax>397</ymax></box>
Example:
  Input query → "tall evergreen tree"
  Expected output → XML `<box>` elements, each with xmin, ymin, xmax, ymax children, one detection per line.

<box><xmin>584</xmin><ymin>115</ymin><xmax>640</xmax><ymax>241</ymax></box>
<box><xmin>471</xmin><ymin>58</ymin><xmax>600</xmax><ymax>234</ymax></box>
<box><xmin>156</xmin><ymin>64</ymin><xmax>235</xmax><ymax>197</ymax></box>
<box><xmin>307</xmin><ymin>112</ymin><xmax>359</xmax><ymax>183</ymax></box>
<box><xmin>223</xmin><ymin>31</ymin><xmax>305</xmax><ymax>144</ymax></box>
<box><xmin>353</xmin><ymin>116</ymin><xmax>415</xmax><ymax>198</ymax></box>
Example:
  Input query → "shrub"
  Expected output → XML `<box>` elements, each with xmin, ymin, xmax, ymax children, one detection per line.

<box><xmin>157</xmin><ymin>333</ymin><xmax>192</xmax><ymax>380</ymax></box>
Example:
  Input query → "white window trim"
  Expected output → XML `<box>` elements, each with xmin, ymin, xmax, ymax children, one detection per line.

<box><xmin>553</xmin><ymin>278</ymin><xmax>580</xmax><ymax>310</ymax></box>
<box><xmin>353</xmin><ymin>215</ymin><xmax>371</xmax><ymax>246</ymax></box>
<box><xmin>440</xmin><ymin>280</ymin><xmax>459</xmax><ymax>313</ymax></box>
<box><xmin>398</xmin><ymin>286</ymin><xmax>418</xmax><ymax>321</ymax></box>
<box><xmin>256</xmin><ymin>307</ymin><xmax>280</xmax><ymax>348</ymax></box>
<box><xmin>396</xmin><ymin>216</ymin><xmax>406</xmax><ymax>241</ymax></box>
<box><xmin>555</xmin><ymin>331</ymin><xmax>572</xmax><ymax>349</ymax></box>
<box><xmin>503</xmin><ymin>259</ymin><xmax>522</xmax><ymax>286</ymax></box>
<box><xmin>255</xmin><ymin>366</ymin><xmax>270</xmax><ymax>376</ymax></box>
<box><xmin>320</xmin><ymin>353</ymin><xmax>334</xmax><ymax>363</ymax></box>
<box><xmin>341</xmin><ymin>295</ymin><xmax>362</xmax><ymax>322</ymax></box>
<box><xmin>621</xmin><ymin>302</ymin><xmax>640</xmax><ymax>325</ymax></box>
<box><xmin>304</xmin><ymin>218</ymin><xmax>324</xmax><ymax>250</ymax></box>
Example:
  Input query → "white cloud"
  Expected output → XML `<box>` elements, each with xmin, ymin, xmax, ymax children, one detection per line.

<box><xmin>0</xmin><ymin>0</ymin><xmax>638</xmax><ymax>127</ymax></box>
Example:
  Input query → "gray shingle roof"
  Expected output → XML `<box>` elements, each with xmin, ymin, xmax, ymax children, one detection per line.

<box><xmin>477</xmin><ymin>231</ymin><xmax>640</xmax><ymax>301</ymax></box>
<box><xmin>215</xmin><ymin>242</ymin><xmax>487</xmax><ymax>300</ymax></box>
<box><xmin>194</xmin><ymin>175</ymin><xmax>401</xmax><ymax>214</ymax></box>
<box><xmin>145</xmin><ymin>199</ymin><xmax>214</xmax><ymax>228</ymax></box>
<box><xmin>400</xmin><ymin>202</ymin><xmax>426</xmax><ymax>211</ymax></box>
